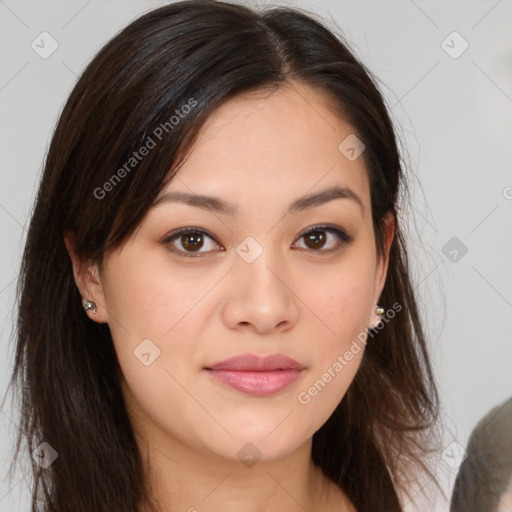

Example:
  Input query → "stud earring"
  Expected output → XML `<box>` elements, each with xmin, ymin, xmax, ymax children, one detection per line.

<box><xmin>372</xmin><ymin>304</ymin><xmax>385</xmax><ymax>328</ymax></box>
<box><xmin>83</xmin><ymin>299</ymin><xmax>97</xmax><ymax>314</ymax></box>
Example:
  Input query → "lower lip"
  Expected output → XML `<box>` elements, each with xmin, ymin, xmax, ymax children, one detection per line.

<box><xmin>204</xmin><ymin>369</ymin><xmax>303</xmax><ymax>396</ymax></box>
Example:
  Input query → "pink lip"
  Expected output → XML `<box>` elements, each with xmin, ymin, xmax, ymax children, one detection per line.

<box><xmin>204</xmin><ymin>353</ymin><xmax>305</xmax><ymax>396</ymax></box>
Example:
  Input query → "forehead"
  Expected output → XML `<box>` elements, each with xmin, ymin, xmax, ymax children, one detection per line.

<box><xmin>160</xmin><ymin>81</ymin><xmax>370</xmax><ymax>213</ymax></box>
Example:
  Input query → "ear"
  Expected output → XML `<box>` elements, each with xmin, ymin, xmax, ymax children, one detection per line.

<box><xmin>63</xmin><ymin>232</ymin><xmax>108</xmax><ymax>323</ymax></box>
<box><xmin>372</xmin><ymin>211</ymin><xmax>396</xmax><ymax>318</ymax></box>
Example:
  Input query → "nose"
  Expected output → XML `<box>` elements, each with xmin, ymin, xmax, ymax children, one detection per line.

<box><xmin>221</xmin><ymin>243</ymin><xmax>300</xmax><ymax>335</ymax></box>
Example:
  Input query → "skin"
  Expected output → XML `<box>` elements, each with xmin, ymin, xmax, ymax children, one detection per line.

<box><xmin>65</xmin><ymin>80</ymin><xmax>395</xmax><ymax>512</ymax></box>
<box><xmin>498</xmin><ymin>479</ymin><xmax>512</xmax><ymax>512</ymax></box>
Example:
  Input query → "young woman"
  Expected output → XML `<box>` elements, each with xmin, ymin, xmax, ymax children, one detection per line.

<box><xmin>8</xmin><ymin>0</ymin><xmax>440</xmax><ymax>510</ymax></box>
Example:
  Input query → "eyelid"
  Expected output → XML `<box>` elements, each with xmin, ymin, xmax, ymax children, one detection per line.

<box><xmin>292</xmin><ymin>224</ymin><xmax>353</xmax><ymax>255</ymax></box>
<box><xmin>295</xmin><ymin>223</ymin><xmax>352</xmax><ymax>243</ymax></box>
<box><xmin>161</xmin><ymin>223</ymin><xmax>352</xmax><ymax>258</ymax></box>
<box><xmin>161</xmin><ymin>226</ymin><xmax>223</xmax><ymax>258</ymax></box>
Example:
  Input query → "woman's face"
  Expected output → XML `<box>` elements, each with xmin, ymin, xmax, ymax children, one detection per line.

<box><xmin>72</xmin><ymin>81</ymin><xmax>394</xmax><ymax>463</ymax></box>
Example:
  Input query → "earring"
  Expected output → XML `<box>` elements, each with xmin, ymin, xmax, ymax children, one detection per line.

<box><xmin>372</xmin><ymin>304</ymin><xmax>385</xmax><ymax>328</ymax></box>
<box><xmin>83</xmin><ymin>299</ymin><xmax>97</xmax><ymax>314</ymax></box>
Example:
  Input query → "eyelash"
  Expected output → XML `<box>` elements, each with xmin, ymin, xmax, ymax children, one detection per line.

<box><xmin>161</xmin><ymin>224</ymin><xmax>353</xmax><ymax>259</ymax></box>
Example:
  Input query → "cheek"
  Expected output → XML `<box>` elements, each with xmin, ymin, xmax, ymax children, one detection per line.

<box><xmin>105</xmin><ymin>243</ymin><xmax>214</xmax><ymax>335</ymax></box>
<box><xmin>102</xmin><ymin>251</ymin><xmax>210</xmax><ymax>387</ymax></box>
<box><xmin>294</xmin><ymin>253</ymin><xmax>375</xmax><ymax>409</ymax></box>
<box><xmin>105</xmin><ymin>257</ymin><xmax>213</xmax><ymax>449</ymax></box>
<box><xmin>314</xmin><ymin>280</ymin><xmax>372</xmax><ymax>335</ymax></box>
<box><xmin>300</xmin><ymin>254</ymin><xmax>375</xmax><ymax>346</ymax></box>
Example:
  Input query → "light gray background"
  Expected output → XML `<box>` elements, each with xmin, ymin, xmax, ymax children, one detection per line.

<box><xmin>1</xmin><ymin>0</ymin><xmax>511</xmax><ymax>510</ymax></box>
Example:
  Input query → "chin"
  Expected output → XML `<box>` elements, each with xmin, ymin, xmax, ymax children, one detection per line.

<box><xmin>196</xmin><ymin>425</ymin><xmax>306</xmax><ymax>465</ymax></box>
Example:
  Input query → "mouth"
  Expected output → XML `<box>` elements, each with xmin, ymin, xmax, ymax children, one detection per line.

<box><xmin>203</xmin><ymin>353</ymin><xmax>305</xmax><ymax>397</ymax></box>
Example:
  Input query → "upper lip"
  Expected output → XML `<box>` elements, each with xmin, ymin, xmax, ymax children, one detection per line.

<box><xmin>205</xmin><ymin>353</ymin><xmax>305</xmax><ymax>371</ymax></box>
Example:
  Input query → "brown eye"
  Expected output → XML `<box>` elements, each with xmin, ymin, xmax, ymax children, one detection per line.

<box><xmin>180</xmin><ymin>232</ymin><xmax>204</xmax><ymax>252</ymax></box>
<box><xmin>163</xmin><ymin>224</ymin><xmax>352</xmax><ymax>259</ymax></box>
<box><xmin>163</xmin><ymin>228</ymin><xmax>222</xmax><ymax>258</ymax></box>
<box><xmin>303</xmin><ymin>230</ymin><xmax>327</xmax><ymax>250</ymax></box>
<box><xmin>294</xmin><ymin>225</ymin><xmax>352</xmax><ymax>254</ymax></box>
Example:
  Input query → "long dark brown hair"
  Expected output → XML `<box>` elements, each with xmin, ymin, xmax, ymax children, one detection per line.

<box><xmin>5</xmin><ymin>0</ymin><xmax>440</xmax><ymax>510</ymax></box>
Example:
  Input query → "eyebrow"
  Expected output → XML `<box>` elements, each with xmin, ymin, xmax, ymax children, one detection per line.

<box><xmin>152</xmin><ymin>185</ymin><xmax>364</xmax><ymax>216</ymax></box>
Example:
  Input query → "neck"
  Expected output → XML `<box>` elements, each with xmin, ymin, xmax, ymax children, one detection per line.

<box><xmin>134</xmin><ymin>421</ymin><xmax>350</xmax><ymax>512</ymax></box>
